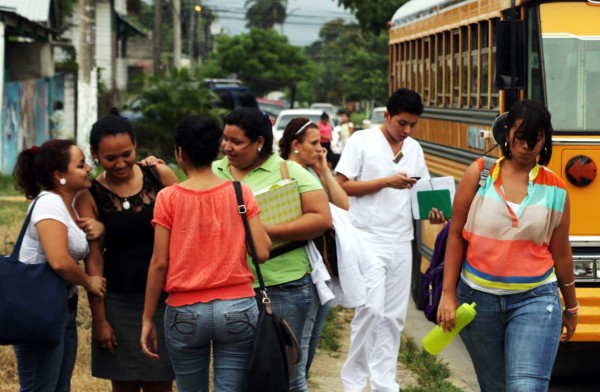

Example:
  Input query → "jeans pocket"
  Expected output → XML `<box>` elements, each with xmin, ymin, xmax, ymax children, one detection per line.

<box><xmin>456</xmin><ymin>279</ymin><xmax>474</xmax><ymax>302</ymax></box>
<box><xmin>166</xmin><ymin>308</ymin><xmax>198</xmax><ymax>344</ymax></box>
<box><xmin>528</xmin><ymin>282</ymin><xmax>558</xmax><ymax>298</ymax></box>
<box><xmin>226</xmin><ymin>308</ymin><xmax>258</xmax><ymax>341</ymax></box>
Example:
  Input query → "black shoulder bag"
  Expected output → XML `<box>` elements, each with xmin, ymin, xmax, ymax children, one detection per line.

<box><xmin>233</xmin><ymin>181</ymin><xmax>302</xmax><ymax>392</ymax></box>
<box><xmin>0</xmin><ymin>195</ymin><xmax>69</xmax><ymax>347</ymax></box>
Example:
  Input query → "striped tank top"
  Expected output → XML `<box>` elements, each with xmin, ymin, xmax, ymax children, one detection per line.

<box><xmin>461</xmin><ymin>157</ymin><xmax>567</xmax><ymax>294</ymax></box>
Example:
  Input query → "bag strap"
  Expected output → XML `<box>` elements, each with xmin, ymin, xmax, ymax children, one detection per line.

<box><xmin>233</xmin><ymin>181</ymin><xmax>268</xmax><ymax>295</ymax></box>
<box><xmin>280</xmin><ymin>160</ymin><xmax>290</xmax><ymax>180</ymax></box>
<box><xmin>11</xmin><ymin>194</ymin><xmax>45</xmax><ymax>258</ymax></box>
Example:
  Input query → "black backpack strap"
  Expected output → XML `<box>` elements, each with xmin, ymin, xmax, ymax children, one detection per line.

<box><xmin>233</xmin><ymin>181</ymin><xmax>267</xmax><ymax>293</ymax></box>
<box><xmin>11</xmin><ymin>195</ymin><xmax>45</xmax><ymax>258</ymax></box>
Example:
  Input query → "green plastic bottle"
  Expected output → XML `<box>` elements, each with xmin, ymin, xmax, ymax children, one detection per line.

<box><xmin>422</xmin><ymin>302</ymin><xmax>477</xmax><ymax>355</ymax></box>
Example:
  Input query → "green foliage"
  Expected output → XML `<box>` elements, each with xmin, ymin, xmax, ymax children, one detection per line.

<box><xmin>399</xmin><ymin>335</ymin><xmax>463</xmax><ymax>392</ymax></box>
<box><xmin>245</xmin><ymin>0</ymin><xmax>286</xmax><ymax>29</ymax></box>
<box><xmin>0</xmin><ymin>174</ymin><xmax>18</xmax><ymax>197</ymax></box>
<box><xmin>308</xmin><ymin>19</ymin><xmax>388</xmax><ymax>105</ymax></box>
<box><xmin>132</xmin><ymin>68</ymin><xmax>224</xmax><ymax>161</ymax></box>
<box><xmin>318</xmin><ymin>307</ymin><xmax>343</xmax><ymax>352</ymax></box>
<box><xmin>336</xmin><ymin>0</ymin><xmax>410</xmax><ymax>34</ymax></box>
<box><xmin>206</xmin><ymin>29</ymin><xmax>314</xmax><ymax>97</ymax></box>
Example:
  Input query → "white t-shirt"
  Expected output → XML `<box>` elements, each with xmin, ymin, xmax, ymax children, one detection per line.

<box><xmin>335</xmin><ymin>127</ymin><xmax>430</xmax><ymax>239</ymax></box>
<box><xmin>19</xmin><ymin>191</ymin><xmax>89</xmax><ymax>264</ymax></box>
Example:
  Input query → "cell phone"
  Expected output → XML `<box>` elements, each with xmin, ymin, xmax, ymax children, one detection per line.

<box><xmin>411</xmin><ymin>176</ymin><xmax>421</xmax><ymax>180</ymax></box>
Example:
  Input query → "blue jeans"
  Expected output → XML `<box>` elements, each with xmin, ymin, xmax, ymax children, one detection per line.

<box><xmin>306</xmin><ymin>302</ymin><xmax>329</xmax><ymax>376</ymax></box>
<box><xmin>164</xmin><ymin>297</ymin><xmax>258</xmax><ymax>392</ymax></box>
<box><xmin>13</xmin><ymin>306</ymin><xmax>78</xmax><ymax>392</ymax></box>
<box><xmin>457</xmin><ymin>280</ymin><xmax>562</xmax><ymax>392</ymax></box>
<box><xmin>257</xmin><ymin>274</ymin><xmax>318</xmax><ymax>392</ymax></box>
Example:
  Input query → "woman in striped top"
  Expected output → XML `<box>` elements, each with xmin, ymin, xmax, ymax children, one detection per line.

<box><xmin>437</xmin><ymin>100</ymin><xmax>578</xmax><ymax>392</ymax></box>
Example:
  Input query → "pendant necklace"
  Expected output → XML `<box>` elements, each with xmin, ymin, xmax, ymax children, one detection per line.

<box><xmin>103</xmin><ymin>171</ymin><xmax>135</xmax><ymax>210</ymax></box>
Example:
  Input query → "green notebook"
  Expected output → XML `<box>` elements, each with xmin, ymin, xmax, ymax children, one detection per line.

<box><xmin>416</xmin><ymin>189</ymin><xmax>452</xmax><ymax>220</ymax></box>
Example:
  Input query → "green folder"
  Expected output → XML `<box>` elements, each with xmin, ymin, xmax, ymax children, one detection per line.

<box><xmin>416</xmin><ymin>189</ymin><xmax>452</xmax><ymax>220</ymax></box>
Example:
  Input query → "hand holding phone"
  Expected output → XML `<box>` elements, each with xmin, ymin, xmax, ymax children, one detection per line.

<box><xmin>411</xmin><ymin>177</ymin><xmax>421</xmax><ymax>180</ymax></box>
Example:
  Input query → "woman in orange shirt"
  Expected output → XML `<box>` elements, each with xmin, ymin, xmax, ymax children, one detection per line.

<box><xmin>141</xmin><ymin>116</ymin><xmax>271</xmax><ymax>392</ymax></box>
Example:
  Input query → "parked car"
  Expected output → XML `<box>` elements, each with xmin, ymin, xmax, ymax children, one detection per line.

<box><xmin>257</xmin><ymin>97</ymin><xmax>287</xmax><ymax>125</ymax></box>
<box><xmin>121</xmin><ymin>79</ymin><xmax>258</xmax><ymax>122</ymax></box>
<box><xmin>272</xmin><ymin>109</ymin><xmax>335</xmax><ymax>151</ymax></box>
<box><xmin>362</xmin><ymin>107</ymin><xmax>386</xmax><ymax>129</ymax></box>
<box><xmin>202</xmin><ymin>79</ymin><xmax>258</xmax><ymax>111</ymax></box>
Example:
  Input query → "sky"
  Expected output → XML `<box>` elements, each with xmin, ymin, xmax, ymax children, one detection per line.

<box><xmin>201</xmin><ymin>0</ymin><xmax>357</xmax><ymax>46</ymax></box>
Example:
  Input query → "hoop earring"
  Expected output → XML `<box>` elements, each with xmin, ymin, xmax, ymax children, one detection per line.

<box><xmin>93</xmin><ymin>159</ymin><xmax>99</xmax><ymax>166</ymax></box>
<box><xmin>59</xmin><ymin>178</ymin><xmax>67</xmax><ymax>185</ymax></box>
<box><xmin>294</xmin><ymin>149</ymin><xmax>299</xmax><ymax>155</ymax></box>
<box><xmin>543</xmin><ymin>147</ymin><xmax>548</xmax><ymax>155</ymax></box>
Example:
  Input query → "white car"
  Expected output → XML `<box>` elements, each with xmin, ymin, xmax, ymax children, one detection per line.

<box><xmin>310</xmin><ymin>103</ymin><xmax>340</xmax><ymax>124</ymax></box>
<box><xmin>362</xmin><ymin>107</ymin><xmax>386</xmax><ymax>129</ymax></box>
<box><xmin>272</xmin><ymin>109</ymin><xmax>334</xmax><ymax>152</ymax></box>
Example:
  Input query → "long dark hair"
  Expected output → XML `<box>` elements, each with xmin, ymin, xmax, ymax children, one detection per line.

<box><xmin>500</xmin><ymin>100</ymin><xmax>553</xmax><ymax>166</ymax></box>
<box><xmin>13</xmin><ymin>139</ymin><xmax>76</xmax><ymax>200</ymax></box>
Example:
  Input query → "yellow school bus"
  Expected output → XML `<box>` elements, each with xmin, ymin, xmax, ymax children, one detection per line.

<box><xmin>389</xmin><ymin>0</ymin><xmax>600</xmax><ymax>343</ymax></box>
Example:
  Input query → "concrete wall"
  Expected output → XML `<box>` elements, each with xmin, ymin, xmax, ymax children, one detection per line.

<box><xmin>6</xmin><ymin>42</ymin><xmax>54</xmax><ymax>81</ymax></box>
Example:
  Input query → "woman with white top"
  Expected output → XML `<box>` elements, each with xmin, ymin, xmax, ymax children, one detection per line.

<box><xmin>12</xmin><ymin>139</ymin><xmax>107</xmax><ymax>391</ymax></box>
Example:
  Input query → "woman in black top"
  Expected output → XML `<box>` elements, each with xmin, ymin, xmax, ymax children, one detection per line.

<box><xmin>76</xmin><ymin>109</ymin><xmax>179</xmax><ymax>392</ymax></box>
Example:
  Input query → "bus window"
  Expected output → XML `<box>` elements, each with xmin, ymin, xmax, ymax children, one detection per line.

<box><xmin>543</xmin><ymin>36</ymin><xmax>600</xmax><ymax>131</ymax></box>
<box><xmin>445</xmin><ymin>31</ymin><xmax>451</xmax><ymax>106</ymax></box>
<box><xmin>462</xmin><ymin>26</ymin><xmax>469</xmax><ymax>107</ymax></box>
<box><xmin>480</xmin><ymin>21</ymin><xmax>489</xmax><ymax>108</ymax></box>
<box><xmin>437</xmin><ymin>33</ymin><xmax>444</xmax><ymax>105</ymax></box>
<box><xmin>453</xmin><ymin>29</ymin><xmax>460</xmax><ymax>107</ymax></box>
<box><xmin>471</xmin><ymin>23</ymin><xmax>479</xmax><ymax>107</ymax></box>
<box><xmin>424</xmin><ymin>38</ymin><xmax>430</xmax><ymax>104</ymax></box>
<box><xmin>527</xmin><ymin>7</ymin><xmax>544</xmax><ymax>103</ymax></box>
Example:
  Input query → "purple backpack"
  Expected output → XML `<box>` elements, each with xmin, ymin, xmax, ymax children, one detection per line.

<box><xmin>422</xmin><ymin>222</ymin><xmax>451</xmax><ymax>323</ymax></box>
<box><xmin>421</xmin><ymin>156</ymin><xmax>495</xmax><ymax>323</ymax></box>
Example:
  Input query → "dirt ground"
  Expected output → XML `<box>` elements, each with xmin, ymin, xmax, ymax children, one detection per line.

<box><xmin>308</xmin><ymin>308</ymin><xmax>420</xmax><ymax>391</ymax></box>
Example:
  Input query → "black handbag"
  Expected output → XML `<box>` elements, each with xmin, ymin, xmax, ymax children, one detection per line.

<box><xmin>233</xmin><ymin>181</ymin><xmax>302</xmax><ymax>392</ymax></box>
<box><xmin>0</xmin><ymin>195</ymin><xmax>69</xmax><ymax>347</ymax></box>
<box><xmin>313</xmin><ymin>227</ymin><xmax>338</xmax><ymax>277</ymax></box>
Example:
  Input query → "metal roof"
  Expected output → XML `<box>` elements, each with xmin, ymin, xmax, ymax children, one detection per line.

<box><xmin>0</xmin><ymin>0</ymin><xmax>51</xmax><ymax>22</ymax></box>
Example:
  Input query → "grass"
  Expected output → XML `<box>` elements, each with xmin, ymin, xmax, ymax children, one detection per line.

<box><xmin>400</xmin><ymin>335</ymin><xmax>464</xmax><ymax>392</ymax></box>
<box><xmin>0</xmin><ymin>173</ymin><xmax>19</xmax><ymax>196</ymax></box>
<box><xmin>318</xmin><ymin>307</ymin><xmax>343</xmax><ymax>352</ymax></box>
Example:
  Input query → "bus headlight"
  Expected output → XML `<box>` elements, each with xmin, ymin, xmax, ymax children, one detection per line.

<box><xmin>572</xmin><ymin>259</ymin><xmax>599</xmax><ymax>280</ymax></box>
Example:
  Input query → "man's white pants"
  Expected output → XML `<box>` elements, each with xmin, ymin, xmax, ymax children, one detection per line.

<box><xmin>341</xmin><ymin>237</ymin><xmax>412</xmax><ymax>392</ymax></box>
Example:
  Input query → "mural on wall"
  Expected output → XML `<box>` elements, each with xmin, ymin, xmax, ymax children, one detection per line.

<box><xmin>0</xmin><ymin>75</ymin><xmax>64</xmax><ymax>174</ymax></box>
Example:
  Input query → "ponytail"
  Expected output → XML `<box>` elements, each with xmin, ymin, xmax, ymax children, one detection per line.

<box><xmin>13</xmin><ymin>140</ymin><xmax>76</xmax><ymax>200</ymax></box>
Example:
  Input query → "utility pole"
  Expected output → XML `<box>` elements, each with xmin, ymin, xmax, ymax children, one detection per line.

<box><xmin>172</xmin><ymin>0</ymin><xmax>181</xmax><ymax>68</ymax></box>
<box><xmin>153</xmin><ymin>0</ymin><xmax>162</xmax><ymax>75</ymax></box>
<box><xmin>79</xmin><ymin>0</ymin><xmax>94</xmax><ymax>85</ymax></box>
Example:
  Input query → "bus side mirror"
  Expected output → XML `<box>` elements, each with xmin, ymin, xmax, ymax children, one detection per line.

<box><xmin>495</xmin><ymin>20</ymin><xmax>526</xmax><ymax>90</ymax></box>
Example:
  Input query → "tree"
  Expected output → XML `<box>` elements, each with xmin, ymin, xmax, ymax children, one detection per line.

<box><xmin>203</xmin><ymin>29</ymin><xmax>313</xmax><ymax>97</ymax></box>
<box><xmin>245</xmin><ymin>0</ymin><xmax>287</xmax><ymax>29</ymax></box>
<box><xmin>336</xmin><ymin>0</ymin><xmax>409</xmax><ymax>33</ymax></box>
<box><xmin>134</xmin><ymin>68</ymin><xmax>224</xmax><ymax>160</ymax></box>
<box><xmin>307</xmin><ymin>19</ymin><xmax>388</xmax><ymax>105</ymax></box>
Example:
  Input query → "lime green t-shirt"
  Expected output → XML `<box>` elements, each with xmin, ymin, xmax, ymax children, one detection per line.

<box><xmin>212</xmin><ymin>153</ymin><xmax>323</xmax><ymax>287</ymax></box>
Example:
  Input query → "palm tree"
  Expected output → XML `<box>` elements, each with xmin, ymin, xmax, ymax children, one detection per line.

<box><xmin>245</xmin><ymin>0</ymin><xmax>287</xmax><ymax>29</ymax></box>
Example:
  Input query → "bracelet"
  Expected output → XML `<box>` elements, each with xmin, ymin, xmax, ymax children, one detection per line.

<box><xmin>561</xmin><ymin>281</ymin><xmax>575</xmax><ymax>287</ymax></box>
<box><xmin>564</xmin><ymin>302</ymin><xmax>579</xmax><ymax>316</ymax></box>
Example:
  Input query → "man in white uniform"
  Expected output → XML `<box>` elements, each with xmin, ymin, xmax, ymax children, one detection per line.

<box><xmin>336</xmin><ymin>88</ymin><xmax>439</xmax><ymax>392</ymax></box>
